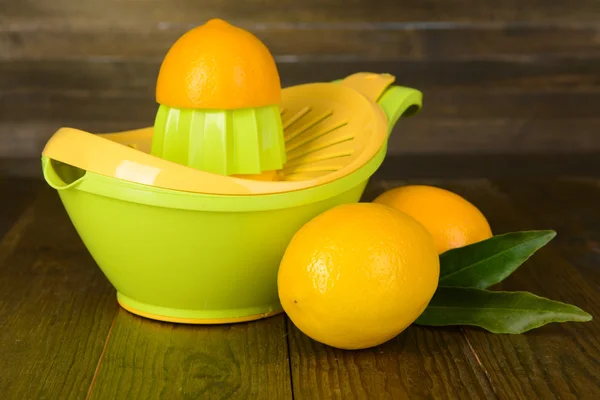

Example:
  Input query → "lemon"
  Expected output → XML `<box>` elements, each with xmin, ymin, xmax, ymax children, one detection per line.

<box><xmin>374</xmin><ymin>185</ymin><xmax>492</xmax><ymax>254</ymax></box>
<box><xmin>156</xmin><ymin>18</ymin><xmax>281</xmax><ymax>109</ymax></box>
<box><xmin>277</xmin><ymin>203</ymin><xmax>439</xmax><ymax>350</ymax></box>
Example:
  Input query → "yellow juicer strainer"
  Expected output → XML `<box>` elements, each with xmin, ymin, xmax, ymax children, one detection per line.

<box><xmin>41</xmin><ymin>73</ymin><xmax>421</xmax><ymax>196</ymax></box>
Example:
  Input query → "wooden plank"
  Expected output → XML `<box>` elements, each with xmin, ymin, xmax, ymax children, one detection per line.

<box><xmin>3</xmin><ymin>0</ymin><xmax>600</xmax><ymax>24</ymax></box>
<box><xmin>0</xmin><ymin>187</ymin><xmax>118</xmax><ymax>398</ymax></box>
<box><xmin>287</xmin><ymin>320</ymin><xmax>496</xmax><ymax>399</ymax></box>
<box><xmin>3</xmin><ymin>87</ymin><xmax>599</xmax><ymax>127</ymax></box>
<box><xmin>3</xmin><ymin>58</ymin><xmax>600</xmax><ymax>93</ymax></box>
<box><xmin>88</xmin><ymin>311</ymin><xmax>292</xmax><ymax>399</ymax></box>
<box><xmin>375</xmin><ymin>154</ymin><xmax>600</xmax><ymax>180</ymax></box>
<box><xmin>4</xmin><ymin>118</ymin><xmax>600</xmax><ymax>161</ymax></box>
<box><xmin>493</xmin><ymin>179</ymin><xmax>600</xmax><ymax>291</ymax></box>
<box><xmin>388</xmin><ymin>118</ymin><xmax>600</xmax><ymax>154</ymax></box>
<box><xmin>426</xmin><ymin>179</ymin><xmax>600</xmax><ymax>399</ymax></box>
<box><xmin>286</xmin><ymin>179</ymin><xmax>496</xmax><ymax>399</ymax></box>
<box><xmin>3</xmin><ymin>23</ymin><xmax>600</xmax><ymax>61</ymax></box>
<box><xmin>2</xmin><ymin>59</ymin><xmax>599</xmax><ymax>128</ymax></box>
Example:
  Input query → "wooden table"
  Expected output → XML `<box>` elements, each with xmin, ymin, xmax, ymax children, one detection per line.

<box><xmin>1</xmin><ymin>173</ymin><xmax>599</xmax><ymax>399</ymax></box>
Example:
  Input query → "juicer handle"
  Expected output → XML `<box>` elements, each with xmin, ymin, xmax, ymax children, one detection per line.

<box><xmin>377</xmin><ymin>86</ymin><xmax>423</xmax><ymax>135</ymax></box>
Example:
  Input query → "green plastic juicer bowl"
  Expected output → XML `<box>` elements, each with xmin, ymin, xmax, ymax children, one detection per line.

<box><xmin>41</xmin><ymin>79</ymin><xmax>422</xmax><ymax>324</ymax></box>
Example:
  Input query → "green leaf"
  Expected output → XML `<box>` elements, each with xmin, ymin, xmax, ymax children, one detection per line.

<box><xmin>439</xmin><ymin>230</ymin><xmax>556</xmax><ymax>289</ymax></box>
<box><xmin>415</xmin><ymin>287</ymin><xmax>592</xmax><ymax>334</ymax></box>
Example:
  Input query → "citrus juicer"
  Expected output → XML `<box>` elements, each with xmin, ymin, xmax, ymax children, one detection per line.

<box><xmin>151</xmin><ymin>19</ymin><xmax>287</xmax><ymax>176</ymax></box>
<box><xmin>40</xmin><ymin>19</ymin><xmax>424</xmax><ymax>324</ymax></box>
<box><xmin>42</xmin><ymin>73</ymin><xmax>421</xmax><ymax>195</ymax></box>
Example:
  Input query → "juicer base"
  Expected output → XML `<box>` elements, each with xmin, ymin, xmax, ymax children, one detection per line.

<box><xmin>116</xmin><ymin>293</ymin><xmax>284</xmax><ymax>324</ymax></box>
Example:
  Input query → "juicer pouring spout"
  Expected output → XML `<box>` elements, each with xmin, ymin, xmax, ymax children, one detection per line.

<box><xmin>42</xmin><ymin>157</ymin><xmax>86</xmax><ymax>191</ymax></box>
<box><xmin>339</xmin><ymin>72</ymin><xmax>423</xmax><ymax>135</ymax></box>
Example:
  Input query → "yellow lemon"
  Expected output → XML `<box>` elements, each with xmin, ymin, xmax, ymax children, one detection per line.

<box><xmin>156</xmin><ymin>18</ymin><xmax>281</xmax><ymax>110</ymax></box>
<box><xmin>278</xmin><ymin>203</ymin><xmax>439</xmax><ymax>350</ymax></box>
<box><xmin>373</xmin><ymin>185</ymin><xmax>492</xmax><ymax>254</ymax></box>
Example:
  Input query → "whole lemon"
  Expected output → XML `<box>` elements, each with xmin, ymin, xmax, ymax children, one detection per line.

<box><xmin>278</xmin><ymin>203</ymin><xmax>439</xmax><ymax>350</ymax></box>
<box><xmin>373</xmin><ymin>185</ymin><xmax>492</xmax><ymax>254</ymax></box>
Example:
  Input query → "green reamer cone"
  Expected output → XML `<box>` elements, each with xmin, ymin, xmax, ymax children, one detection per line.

<box><xmin>151</xmin><ymin>104</ymin><xmax>287</xmax><ymax>176</ymax></box>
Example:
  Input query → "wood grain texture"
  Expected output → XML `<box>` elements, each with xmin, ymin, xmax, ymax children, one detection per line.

<box><xmin>0</xmin><ymin>188</ymin><xmax>118</xmax><ymax>399</ymax></box>
<box><xmin>88</xmin><ymin>311</ymin><xmax>292</xmax><ymax>399</ymax></box>
<box><xmin>493</xmin><ymin>179</ymin><xmax>600</xmax><ymax>291</ymax></box>
<box><xmin>3</xmin><ymin>58</ymin><xmax>599</xmax><ymax>121</ymax></box>
<box><xmin>5</xmin><ymin>118</ymin><xmax>600</xmax><ymax>162</ymax></box>
<box><xmin>388</xmin><ymin>119</ymin><xmax>600</xmax><ymax>155</ymax></box>
<box><xmin>3</xmin><ymin>23</ymin><xmax>600</xmax><ymax>61</ymax></box>
<box><xmin>287</xmin><ymin>320</ymin><xmax>496</xmax><ymax>399</ymax></box>
<box><xmin>5</xmin><ymin>87</ymin><xmax>599</xmax><ymax>122</ymax></box>
<box><xmin>2</xmin><ymin>0</ymin><xmax>599</xmax><ymax>159</ymax></box>
<box><xmin>1</xmin><ymin>175</ymin><xmax>600</xmax><ymax>399</ymax></box>
<box><xmin>374</xmin><ymin>154</ymin><xmax>600</xmax><ymax>180</ymax></box>
<box><xmin>4</xmin><ymin>58</ymin><xmax>600</xmax><ymax>93</ymax></box>
<box><xmin>2</xmin><ymin>56</ymin><xmax>600</xmax><ymax>158</ymax></box>
<box><xmin>3</xmin><ymin>0</ymin><xmax>600</xmax><ymax>24</ymax></box>
<box><xmin>429</xmin><ymin>180</ymin><xmax>600</xmax><ymax>399</ymax></box>
<box><xmin>0</xmin><ymin>177</ymin><xmax>39</xmax><ymax>237</ymax></box>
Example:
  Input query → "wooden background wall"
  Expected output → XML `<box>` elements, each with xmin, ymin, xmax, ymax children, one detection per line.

<box><xmin>1</xmin><ymin>0</ymin><xmax>600</xmax><ymax>167</ymax></box>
